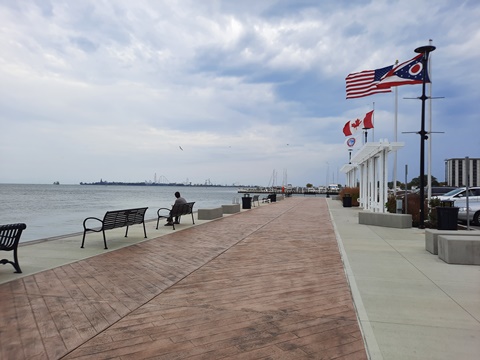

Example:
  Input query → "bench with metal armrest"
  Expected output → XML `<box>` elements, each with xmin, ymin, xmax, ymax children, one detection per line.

<box><xmin>81</xmin><ymin>207</ymin><xmax>148</xmax><ymax>249</ymax></box>
<box><xmin>156</xmin><ymin>202</ymin><xmax>195</xmax><ymax>230</ymax></box>
<box><xmin>0</xmin><ymin>223</ymin><xmax>27</xmax><ymax>273</ymax></box>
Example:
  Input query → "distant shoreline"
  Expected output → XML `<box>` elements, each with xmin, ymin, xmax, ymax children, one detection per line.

<box><xmin>79</xmin><ymin>181</ymin><xmax>241</xmax><ymax>188</ymax></box>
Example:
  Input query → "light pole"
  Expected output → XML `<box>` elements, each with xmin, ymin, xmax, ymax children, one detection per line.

<box><xmin>326</xmin><ymin>162</ymin><xmax>330</xmax><ymax>198</ymax></box>
<box><xmin>414</xmin><ymin>44</ymin><xmax>435</xmax><ymax>229</ymax></box>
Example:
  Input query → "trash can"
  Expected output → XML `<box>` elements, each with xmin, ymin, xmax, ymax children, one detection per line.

<box><xmin>242</xmin><ymin>194</ymin><xmax>252</xmax><ymax>209</ymax></box>
<box><xmin>269</xmin><ymin>193</ymin><xmax>277</xmax><ymax>202</ymax></box>
<box><xmin>436</xmin><ymin>200</ymin><xmax>459</xmax><ymax>230</ymax></box>
<box><xmin>342</xmin><ymin>194</ymin><xmax>352</xmax><ymax>207</ymax></box>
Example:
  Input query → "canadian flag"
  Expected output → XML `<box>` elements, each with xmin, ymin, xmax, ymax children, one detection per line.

<box><xmin>343</xmin><ymin>110</ymin><xmax>374</xmax><ymax>136</ymax></box>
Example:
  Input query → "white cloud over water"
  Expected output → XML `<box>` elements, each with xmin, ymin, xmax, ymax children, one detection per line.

<box><xmin>1</xmin><ymin>0</ymin><xmax>479</xmax><ymax>186</ymax></box>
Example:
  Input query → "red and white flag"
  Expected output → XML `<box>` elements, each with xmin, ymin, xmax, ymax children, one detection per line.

<box><xmin>342</xmin><ymin>110</ymin><xmax>374</xmax><ymax>136</ymax></box>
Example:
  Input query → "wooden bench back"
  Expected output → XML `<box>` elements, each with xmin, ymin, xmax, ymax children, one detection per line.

<box><xmin>102</xmin><ymin>207</ymin><xmax>148</xmax><ymax>230</ymax></box>
<box><xmin>170</xmin><ymin>202</ymin><xmax>195</xmax><ymax>217</ymax></box>
<box><xmin>0</xmin><ymin>223</ymin><xmax>27</xmax><ymax>250</ymax></box>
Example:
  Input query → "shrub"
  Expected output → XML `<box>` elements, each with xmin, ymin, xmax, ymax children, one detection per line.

<box><xmin>387</xmin><ymin>193</ymin><xmax>437</xmax><ymax>227</ymax></box>
<box><xmin>385</xmin><ymin>194</ymin><xmax>397</xmax><ymax>213</ymax></box>
<box><xmin>427</xmin><ymin>197</ymin><xmax>441</xmax><ymax>228</ymax></box>
<box><xmin>339</xmin><ymin>187</ymin><xmax>359</xmax><ymax>206</ymax></box>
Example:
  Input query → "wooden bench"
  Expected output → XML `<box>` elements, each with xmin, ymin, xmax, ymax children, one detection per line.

<box><xmin>156</xmin><ymin>202</ymin><xmax>195</xmax><ymax>230</ymax></box>
<box><xmin>81</xmin><ymin>207</ymin><xmax>148</xmax><ymax>249</ymax></box>
<box><xmin>0</xmin><ymin>223</ymin><xmax>27</xmax><ymax>273</ymax></box>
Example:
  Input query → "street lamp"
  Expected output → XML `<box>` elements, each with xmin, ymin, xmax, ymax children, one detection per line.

<box><xmin>326</xmin><ymin>162</ymin><xmax>330</xmax><ymax>198</ymax></box>
<box><xmin>414</xmin><ymin>44</ymin><xmax>436</xmax><ymax>229</ymax></box>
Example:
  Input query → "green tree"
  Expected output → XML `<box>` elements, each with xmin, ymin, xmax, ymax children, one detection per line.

<box><xmin>306</xmin><ymin>183</ymin><xmax>313</xmax><ymax>188</ymax></box>
<box><xmin>409</xmin><ymin>175</ymin><xmax>439</xmax><ymax>189</ymax></box>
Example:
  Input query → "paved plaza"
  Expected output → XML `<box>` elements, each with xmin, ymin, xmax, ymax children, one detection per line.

<box><xmin>1</xmin><ymin>197</ymin><xmax>479</xmax><ymax>359</ymax></box>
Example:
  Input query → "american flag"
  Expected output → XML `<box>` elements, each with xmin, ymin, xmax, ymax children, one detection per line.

<box><xmin>345</xmin><ymin>65</ymin><xmax>393</xmax><ymax>99</ymax></box>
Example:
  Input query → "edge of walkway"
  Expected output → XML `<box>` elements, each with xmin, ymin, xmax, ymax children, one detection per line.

<box><xmin>329</xmin><ymin>201</ymin><xmax>383</xmax><ymax>360</ymax></box>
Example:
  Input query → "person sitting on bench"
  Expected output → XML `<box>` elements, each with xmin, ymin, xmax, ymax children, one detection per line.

<box><xmin>165</xmin><ymin>191</ymin><xmax>187</xmax><ymax>226</ymax></box>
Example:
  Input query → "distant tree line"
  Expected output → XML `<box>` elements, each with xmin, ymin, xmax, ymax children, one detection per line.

<box><xmin>388</xmin><ymin>175</ymin><xmax>442</xmax><ymax>190</ymax></box>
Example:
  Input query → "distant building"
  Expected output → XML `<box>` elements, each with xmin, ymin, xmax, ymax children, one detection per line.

<box><xmin>445</xmin><ymin>158</ymin><xmax>480</xmax><ymax>187</ymax></box>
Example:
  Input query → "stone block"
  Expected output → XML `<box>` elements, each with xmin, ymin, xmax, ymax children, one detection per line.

<box><xmin>425</xmin><ymin>229</ymin><xmax>478</xmax><ymax>255</ymax></box>
<box><xmin>437</xmin><ymin>235</ymin><xmax>480</xmax><ymax>265</ymax></box>
<box><xmin>198</xmin><ymin>208</ymin><xmax>223</xmax><ymax>220</ymax></box>
<box><xmin>358</xmin><ymin>212</ymin><xmax>412</xmax><ymax>228</ymax></box>
<box><xmin>222</xmin><ymin>204</ymin><xmax>241</xmax><ymax>214</ymax></box>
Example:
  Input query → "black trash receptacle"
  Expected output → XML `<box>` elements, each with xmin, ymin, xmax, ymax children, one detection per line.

<box><xmin>342</xmin><ymin>194</ymin><xmax>352</xmax><ymax>207</ymax></box>
<box><xmin>269</xmin><ymin>193</ymin><xmax>277</xmax><ymax>202</ymax></box>
<box><xmin>436</xmin><ymin>205</ymin><xmax>459</xmax><ymax>230</ymax></box>
<box><xmin>242</xmin><ymin>194</ymin><xmax>252</xmax><ymax>209</ymax></box>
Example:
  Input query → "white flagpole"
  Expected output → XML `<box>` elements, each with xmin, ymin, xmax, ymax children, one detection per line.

<box><xmin>427</xmin><ymin>39</ymin><xmax>433</xmax><ymax>201</ymax></box>
<box><xmin>394</xmin><ymin>60</ymin><xmax>399</xmax><ymax>196</ymax></box>
<box><xmin>394</xmin><ymin>86</ymin><xmax>398</xmax><ymax>194</ymax></box>
<box><xmin>372</xmin><ymin>101</ymin><xmax>375</xmax><ymax>141</ymax></box>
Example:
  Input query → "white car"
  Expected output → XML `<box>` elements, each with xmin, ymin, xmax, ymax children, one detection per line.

<box><xmin>455</xmin><ymin>201</ymin><xmax>480</xmax><ymax>225</ymax></box>
<box><xmin>436</xmin><ymin>187</ymin><xmax>480</xmax><ymax>203</ymax></box>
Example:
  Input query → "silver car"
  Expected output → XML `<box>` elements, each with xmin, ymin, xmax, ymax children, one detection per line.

<box><xmin>455</xmin><ymin>200</ymin><xmax>480</xmax><ymax>225</ymax></box>
<box><xmin>436</xmin><ymin>187</ymin><xmax>480</xmax><ymax>203</ymax></box>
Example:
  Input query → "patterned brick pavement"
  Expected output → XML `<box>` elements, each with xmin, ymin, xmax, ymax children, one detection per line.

<box><xmin>0</xmin><ymin>198</ymin><xmax>367</xmax><ymax>359</ymax></box>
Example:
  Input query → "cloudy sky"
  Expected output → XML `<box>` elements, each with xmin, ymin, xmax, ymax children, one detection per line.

<box><xmin>1</xmin><ymin>0</ymin><xmax>479</xmax><ymax>187</ymax></box>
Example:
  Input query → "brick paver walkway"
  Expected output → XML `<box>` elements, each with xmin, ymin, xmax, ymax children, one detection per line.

<box><xmin>0</xmin><ymin>198</ymin><xmax>367</xmax><ymax>359</ymax></box>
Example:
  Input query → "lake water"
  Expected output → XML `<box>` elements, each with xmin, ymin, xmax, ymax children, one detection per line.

<box><xmin>0</xmin><ymin>184</ymin><xmax>241</xmax><ymax>243</ymax></box>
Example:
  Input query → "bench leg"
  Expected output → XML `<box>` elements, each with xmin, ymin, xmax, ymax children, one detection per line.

<box><xmin>156</xmin><ymin>217</ymin><xmax>160</xmax><ymax>230</ymax></box>
<box><xmin>191</xmin><ymin>212</ymin><xmax>195</xmax><ymax>225</ymax></box>
<box><xmin>142</xmin><ymin>222</ymin><xmax>147</xmax><ymax>238</ymax></box>
<box><xmin>81</xmin><ymin>231</ymin><xmax>87</xmax><ymax>248</ymax></box>
<box><xmin>13</xmin><ymin>249</ymin><xmax>22</xmax><ymax>273</ymax></box>
<box><xmin>0</xmin><ymin>257</ymin><xmax>22</xmax><ymax>273</ymax></box>
<box><xmin>103</xmin><ymin>230</ymin><xmax>108</xmax><ymax>250</ymax></box>
<box><xmin>125</xmin><ymin>226</ymin><xmax>129</xmax><ymax>238</ymax></box>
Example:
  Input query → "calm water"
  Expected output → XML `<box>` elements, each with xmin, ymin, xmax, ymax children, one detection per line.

<box><xmin>0</xmin><ymin>184</ymin><xmax>240</xmax><ymax>243</ymax></box>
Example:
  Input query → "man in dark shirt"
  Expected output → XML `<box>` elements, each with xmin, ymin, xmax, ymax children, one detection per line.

<box><xmin>165</xmin><ymin>191</ymin><xmax>187</xmax><ymax>226</ymax></box>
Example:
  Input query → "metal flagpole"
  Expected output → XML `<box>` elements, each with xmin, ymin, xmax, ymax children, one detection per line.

<box><xmin>414</xmin><ymin>44</ymin><xmax>436</xmax><ymax>229</ymax></box>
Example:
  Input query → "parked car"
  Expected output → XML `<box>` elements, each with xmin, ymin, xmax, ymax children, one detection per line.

<box><xmin>408</xmin><ymin>186</ymin><xmax>457</xmax><ymax>198</ymax></box>
<box><xmin>455</xmin><ymin>200</ymin><xmax>480</xmax><ymax>225</ymax></box>
<box><xmin>429</xmin><ymin>186</ymin><xmax>458</xmax><ymax>197</ymax></box>
<box><xmin>435</xmin><ymin>187</ymin><xmax>480</xmax><ymax>203</ymax></box>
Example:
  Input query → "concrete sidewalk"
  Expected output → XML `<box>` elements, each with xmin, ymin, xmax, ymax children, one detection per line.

<box><xmin>329</xmin><ymin>198</ymin><xmax>480</xmax><ymax>359</ymax></box>
<box><xmin>1</xmin><ymin>197</ymin><xmax>479</xmax><ymax>359</ymax></box>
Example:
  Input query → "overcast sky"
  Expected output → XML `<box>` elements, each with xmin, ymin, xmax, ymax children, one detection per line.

<box><xmin>1</xmin><ymin>0</ymin><xmax>479</xmax><ymax>187</ymax></box>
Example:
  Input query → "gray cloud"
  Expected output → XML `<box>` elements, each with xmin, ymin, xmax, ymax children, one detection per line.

<box><xmin>0</xmin><ymin>0</ymin><xmax>479</xmax><ymax>186</ymax></box>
